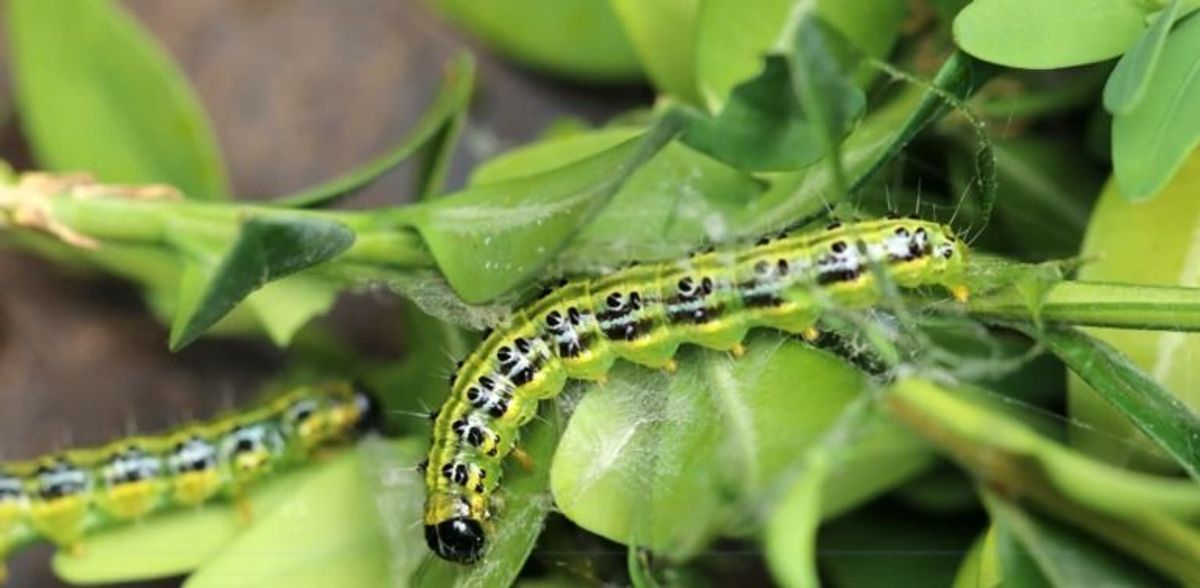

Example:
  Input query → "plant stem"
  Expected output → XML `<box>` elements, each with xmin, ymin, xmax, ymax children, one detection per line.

<box><xmin>968</xmin><ymin>280</ymin><xmax>1200</xmax><ymax>331</ymax></box>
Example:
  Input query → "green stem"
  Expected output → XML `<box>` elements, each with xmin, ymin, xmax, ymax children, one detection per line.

<box><xmin>968</xmin><ymin>280</ymin><xmax>1200</xmax><ymax>331</ymax></box>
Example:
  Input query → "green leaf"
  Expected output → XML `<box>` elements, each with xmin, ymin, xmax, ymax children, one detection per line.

<box><xmin>1069</xmin><ymin>150</ymin><xmax>1200</xmax><ymax>469</ymax></box>
<box><xmin>953</xmin><ymin>0</ymin><xmax>1147</xmax><ymax>69</ymax></box>
<box><xmin>1112</xmin><ymin>13</ymin><xmax>1200</xmax><ymax>200</ymax></box>
<box><xmin>551</xmin><ymin>334</ymin><xmax>928</xmax><ymax>558</ymax></box>
<box><xmin>951</xmin><ymin>529</ymin><xmax>1003</xmax><ymax>588</ymax></box>
<box><xmin>428</xmin><ymin>0</ymin><xmax>643</xmax><ymax>82</ymax></box>
<box><xmin>610</xmin><ymin>0</ymin><xmax>701</xmax><ymax>104</ymax></box>
<box><xmin>1104</xmin><ymin>0</ymin><xmax>1183</xmax><ymax>114</ymax></box>
<box><xmin>764</xmin><ymin>451</ymin><xmax>825</xmax><ymax>588</ymax></box>
<box><xmin>391</xmin><ymin>115</ymin><xmax>683</xmax><ymax>303</ymax></box>
<box><xmin>787</xmin><ymin>7</ymin><xmax>867</xmax><ymax>197</ymax></box>
<box><xmin>887</xmin><ymin>377</ymin><xmax>1200</xmax><ymax>582</ymax></box>
<box><xmin>468</xmin><ymin>126</ymin><xmax>763</xmax><ymax>270</ymax></box>
<box><xmin>244</xmin><ymin>275</ymin><xmax>341</xmax><ymax>347</ymax></box>
<box><xmin>413</xmin><ymin>399</ymin><xmax>565</xmax><ymax>587</ymax></box>
<box><xmin>51</xmin><ymin>463</ymin><xmax>325</xmax><ymax>584</ymax></box>
<box><xmin>8</xmin><ymin>0</ymin><xmax>229</xmax><ymax>200</ymax></box>
<box><xmin>682</xmin><ymin>55</ymin><xmax>863</xmax><ymax>172</ymax></box>
<box><xmin>184</xmin><ymin>440</ymin><xmax>424</xmax><ymax>588</ymax></box>
<box><xmin>1040</xmin><ymin>327</ymin><xmax>1200</xmax><ymax>479</ymax></box>
<box><xmin>169</xmin><ymin>216</ymin><xmax>355</xmax><ymax>350</ymax></box>
<box><xmin>272</xmin><ymin>53</ymin><xmax>475</xmax><ymax>207</ymax></box>
<box><xmin>694</xmin><ymin>0</ymin><xmax>906</xmax><ymax>111</ymax></box>
<box><xmin>983</xmin><ymin>493</ymin><xmax>1168</xmax><ymax>587</ymax></box>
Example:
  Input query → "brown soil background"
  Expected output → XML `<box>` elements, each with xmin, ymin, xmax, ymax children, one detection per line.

<box><xmin>0</xmin><ymin>1</ymin><xmax>645</xmax><ymax>585</ymax></box>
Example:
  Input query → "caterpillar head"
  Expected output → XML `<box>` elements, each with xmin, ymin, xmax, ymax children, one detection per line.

<box><xmin>928</xmin><ymin>228</ymin><xmax>969</xmax><ymax>296</ymax></box>
<box><xmin>424</xmin><ymin>494</ymin><xmax>489</xmax><ymax>563</ymax></box>
<box><xmin>425</xmin><ymin>516</ymin><xmax>486</xmax><ymax>563</ymax></box>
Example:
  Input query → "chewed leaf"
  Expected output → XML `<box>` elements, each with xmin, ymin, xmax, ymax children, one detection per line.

<box><xmin>245</xmin><ymin>274</ymin><xmax>341</xmax><ymax>347</ymax></box>
<box><xmin>390</xmin><ymin>116</ymin><xmax>683</xmax><ymax>303</ymax></box>
<box><xmin>1103</xmin><ymin>0</ymin><xmax>1182</xmax><ymax>114</ymax></box>
<box><xmin>272</xmin><ymin>53</ymin><xmax>475</xmax><ymax>207</ymax></box>
<box><xmin>413</xmin><ymin>400</ymin><xmax>566</xmax><ymax>587</ymax></box>
<box><xmin>51</xmin><ymin>467</ymin><xmax>321</xmax><ymax>584</ymax></box>
<box><xmin>8</xmin><ymin>0</ymin><xmax>229</xmax><ymax>200</ymax></box>
<box><xmin>169</xmin><ymin>216</ymin><xmax>355</xmax><ymax>350</ymax></box>
<box><xmin>551</xmin><ymin>334</ymin><xmax>927</xmax><ymax>557</ymax></box>
<box><xmin>184</xmin><ymin>440</ymin><xmax>424</xmax><ymax>588</ymax></box>
<box><xmin>1112</xmin><ymin>13</ymin><xmax>1200</xmax><ymax>200</ymax></box>
<box><xmin>953</xmin><ymin>0</ymin><xmax>1147</xmax><ymax>69</ymax></box>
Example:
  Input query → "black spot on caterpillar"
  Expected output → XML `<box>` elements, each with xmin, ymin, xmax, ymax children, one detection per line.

<box><xmin>0</xmin><ymin>382</ymin><xmax>380</xmax><ymax>580</ymax></box>
<box><xmin>423</xmin><ymin>218</ymin><xmax>969</xmax><ymax>563</ymax></box>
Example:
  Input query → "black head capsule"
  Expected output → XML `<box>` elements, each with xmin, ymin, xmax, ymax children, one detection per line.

<box><xmin>425</xmin><ymin>517</ymin><xmax>486</xmax><ymax>564</ymax></box>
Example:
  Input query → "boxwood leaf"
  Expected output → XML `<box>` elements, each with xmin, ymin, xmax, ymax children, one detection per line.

<box><xmin>390</xmin><ymin>115</ymin><xmax>683</xmax><ymax>303</ymax></box>
<box><xmin>428</xmin><ymin>0</ymin><xmax>642</xmax><ymax>82</ymax></box>
<box><xmin>1103</xmin><ymin>0</ymin><xmax>1182</xmax><ymax>114</ymax></box>
<box><xmin>169</xmin><ymin>216</ymin><xmax>355</xmax><ymax>350</ymax></box>
<box><xmin>1112</xmin><ymin>13</ymin><xmax>1200</xmax><ymax>200</ymax></box>
<box><xmin>551</xmin><ymin>334</ymin><xmax>930</xmax><ymax>558</ymax></box>
<box><xmin>1069</xmin><ymin>150</ymin><xmax>1200</xmax><ymax>468</ymax></box>
<box><xmin>1041</xmin><ymin>326</ymin><xmax>1200</xmax><ymax>479</ymax></box>
<box><xmin>8</xmin><ymin>0</ymin><xmax>229</xmax><ymax>200</ymax></box>
<box><xmin>953</xmin><ymin>0</ymin><xmax>1147</xmax><ymax>69</ymax></box>
<box><xmin>610</xmin><ymin>0</ymin><xmax>701</xmax><ymax>104</ymax></box>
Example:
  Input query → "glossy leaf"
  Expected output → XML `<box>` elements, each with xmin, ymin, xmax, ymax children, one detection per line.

<box><xmin>389</xmin><ymin>115</ymin><xmax>683</xmax><ymax>303</ymax></box>
<box><xmin>413</xmin><ymin>400</ymin><xmax>566</xmax><ymax>587</ymax></box>
<box><xmin>1069</xmin><ymin>151</ymin><xmax>1200</xmax><ymax>468</ymax></box>
<box><xmin>468</xmin><ymin>126</ymin><xmax>763</xmax><ymax>270</ymax></box>
<box><xmin>953</xmin><ymin>0</ymin><xmax>1147</xmax><ymax>69</ymax></box>
<box><xmin>428</xmin><ymin>0</ymin><xmax>642</xmax><ymax>82</ymax></box>
<box><xmin>983</xmin><ymin>493</ymin><xmax>1167</xmax><ymax>586</ymax></box>
<box><xmin>1103</xmin><ymin>0</ymin><xmax>1182</xmax><ymax>114</ymax></box>
<box><xmin>951</xmin><ymin>529</ymin><xmax>1003</xmax><ymax>588</ymax></box>
<box><xmin>1041</xmin><ymin>327</ymin><xmax>1200</xmax><ymax>479</ymax></box>
<box><xmin>610</xmin><ymin>0</ymin><xmax>701</xmax><ymax>104</ymax></box>
<box><xmin>169</xmin><ymin>216</ymin><xmax>355</xmax><ymax>350</ymax></box>
<box><xmin>1112</xmin><ymin>13</ymin><xmax>1200</xmax><ymax>200</ymax></box>
<box><xmin>8</xmin><ymin>0</ymin><xmax>229</xmax><ymax>200</ymax></box>
<box><xmin>51</xmin><ymin>465</ymin><xmax>324</xmax><ymax>584</ymax></box>
<box><xmin>272</xmin><ymin>53</ymin><xmax>475</xmax><ymax>207</ymax></box>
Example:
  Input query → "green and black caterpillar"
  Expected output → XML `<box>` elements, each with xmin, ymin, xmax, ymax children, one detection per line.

<box><xmin>423</xmin><ymin>217</ymin><xmax>970</xmax><ymax>563</ymax></box>
<box><xmin>0</xmin><ymin>381</ymin><xmax>379</xmax><ymax>582</ymax></box>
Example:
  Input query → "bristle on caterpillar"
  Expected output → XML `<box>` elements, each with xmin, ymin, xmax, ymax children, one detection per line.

<box><xmin>0</xmin><ymin>381</ymin><xmax>381</xmax><ymax>579</ymax></box>
<box><xmin>423</xmin><ymin>218</ymin><xmax>970</xmax><ymax>563</ymax></box>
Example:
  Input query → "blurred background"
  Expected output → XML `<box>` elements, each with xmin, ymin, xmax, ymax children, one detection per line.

<box><xmin>0</xmin><ymin>1</ymin><xmax>648</xmax><ymax>583</ymax></box>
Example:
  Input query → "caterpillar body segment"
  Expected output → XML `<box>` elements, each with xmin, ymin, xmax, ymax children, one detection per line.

<box><xmin>0</xmin><ymin>382</ymin><xmax>381</xmax><ymax>580</ymax></box>
<box><xmin>424</xmin><ymin>218</ymin><xmax>970</xmax><ymax>563</ymax></box>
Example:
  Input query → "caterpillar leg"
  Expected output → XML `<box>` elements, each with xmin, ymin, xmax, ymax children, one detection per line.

<box><xmin>65</xmin><ymin>543</ymin><xmax>86</xmax><ymax>558</ymax></box>
<box><xmin>510</xmin><ymin>447</ymin><xmax>535</xmax><ymax>472</ymax></box>
<box><xmin>951</xmin><ymin>284</ymin><xmax>969</xmax><ymax>303</ymax></box>
<box><xmin>729</xmin><ymin>343</ymin><xmax>746</xmax><ymax>358</ymax></box>
<box><xmin>235</xmin><ymin>494</ymin><xmax>254</xmax><ymax>525</ymax></box>
<box><xmin>802</xmin><ymin>327</ymin><xmax>820</xmax><ymax>342</ymax></box>
<box><xmin>662</xmin><ymin>358</ymin><xmax>678</xmax><ymax>374</ymax></box>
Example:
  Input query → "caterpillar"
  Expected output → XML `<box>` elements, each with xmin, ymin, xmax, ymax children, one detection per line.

<box><xmin>423</xmin><ymin>217</ymin><xmax>970</xmax><ymax>563</ymax></box>
<box><xmin>0</xmin><ymin>381</ymin><xmax>380</xmax><ymax>582</ymax></box>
